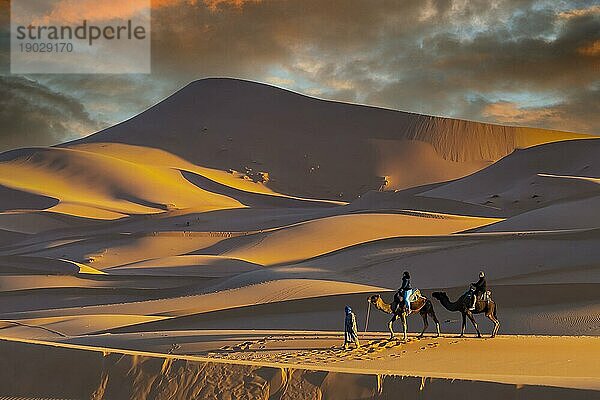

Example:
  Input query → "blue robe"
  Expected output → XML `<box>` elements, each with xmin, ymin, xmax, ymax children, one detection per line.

<box><xmin>344</xmin><ymin>312</ymin><xmax>359</xmax><ymax>343</ymax></box>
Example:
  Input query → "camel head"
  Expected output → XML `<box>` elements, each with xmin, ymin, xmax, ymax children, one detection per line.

<box><xmin>432</xmin><ymin>292</ymin><xmax>447</xmax><ymax>301</ymax></box>
<box><xmin>367</xmin><ymin>294</ymin><xmax>381</xmax><ymax>304</ymax></box>
<box><xmin>368</xmin><ymin>293</ymin><xmax>394</xmax><ymax>314</ymax></box>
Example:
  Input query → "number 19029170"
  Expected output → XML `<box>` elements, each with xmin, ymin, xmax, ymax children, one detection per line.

<box><xmin>19</xmin><ymin>42</ymin><xmax>73</xmax><ymax>52</ymax></box>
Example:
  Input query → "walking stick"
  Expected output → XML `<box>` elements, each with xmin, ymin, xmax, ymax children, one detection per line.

<box><xmin>364</xmin><ymin>300</ymin><xmax>371</xmax><ymax>333</ymax></box>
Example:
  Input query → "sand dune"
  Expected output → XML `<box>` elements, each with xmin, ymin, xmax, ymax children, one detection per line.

<box><xmin>65</xmin><ymin>78</ymin><xmax>588</xmax><ymax>200</ymax></box>
<box><xmin>108</xmin><ymin>255</ymin><xmax>262</xmax><ymax>277</ymax></box>
<box><xmin>421</xmin><ymin>139</ymin><xmax>600</xmax><ymax>213</ymax></box>
<box><xmin>0</xmin><ymin>78</ymin><xmax>598</xmax><ymax>398</ymax></box>
<box><xmin>222</xmin><ymin>212</ymin><xmax>501</xmax><ymax>266</ymax></box>
<box><xmin>0</xmin><ymin>210</ymin><xmax>97</xmax><ymax>234</ymax></box>
<box><xmin>0</xmin><ymin>335</ymin><xmax>598</xmax><ymax>400</ymax></box>
<box><xmin>24</xmin><ymin>231</ymin><xmax>232</xmax><ymax>270</ymax></box>
<box><xmin>0</xmin><ymin>147</ymin><xmax>245</xmax><ymax>219</ymax></box>
<box><xmin>480</xmin><ymin>195</ymin><xmax>600</xmax><ymax>232</ymax></box>
<box><xmin>0</xmin><ymin>279</ymin><xmax>389</xmax><ymax>344</ymax></box>
<box><xmin>0</xmin><ymin>184</ymin><xmax>58</xmax><ymax>212</ymax></box>
<box><xmin>289</xmin><ymin>229</ymin><xmax>600</xmax><ymax>289</ymax></box>
<box><xmin>0</xmin><ymin>229</ymin><xmax>28</xmax><ymax>247</ymax></box>
<box><xmin>69</xmin><ymin>142</ymin><xmax>342</xmax><ymax>206</ymax></box>
<box><xmin>371</xmin><ymin>139</ymin><xmax>490</xmax><ymax>191</ymax></box>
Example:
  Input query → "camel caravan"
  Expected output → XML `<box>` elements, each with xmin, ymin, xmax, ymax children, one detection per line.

<box><xmin>346</xmin><ymin>270</ymin><xmax>500</xmax><ymax>347</ymax></box>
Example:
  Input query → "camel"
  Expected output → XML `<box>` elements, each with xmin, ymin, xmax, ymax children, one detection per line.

<box><xmin>367</xmin><ymin>292</ymin><xmax>440</xmax><ymax>340</ymax></box>
<box><xmin>432</xmin><ymin>291</ymin><xmax>500</xmax><ymax>338</ymax></box>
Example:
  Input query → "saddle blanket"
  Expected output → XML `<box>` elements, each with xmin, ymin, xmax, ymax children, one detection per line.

<box><xmin>408</xmin><ymin>289</ymin><xmax>421</xmax><ymax>302</ymax></box>
<box><xmin>478</xmin><ymin>290</ymin><xmax>492</xmax><ymax>302</ymax></box>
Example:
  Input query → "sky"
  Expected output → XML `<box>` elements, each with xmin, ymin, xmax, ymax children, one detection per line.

<box><xmin>0</xmin><ymin>0</ymin><xmax>598</xmax><ymax>151</ymax></box>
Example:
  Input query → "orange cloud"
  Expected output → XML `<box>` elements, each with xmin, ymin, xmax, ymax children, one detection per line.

<box><xmin>152</xmin><ymin>0</ymin><xmax>198</xmax><ymax>8</ymax></box>
<box><xmin>201</xmin><ymin>0</ymin><xmax>261</xmax><ymax>11</ymax></box>
<box><xmin>153</xmin><ymin>0</ymin><xmax>258</xmax><ymax>10</ymax></box>
<box><xmin>29</xmin><ymin>0</ymin><xmax>258</xmax><ymax>25</ymax></box>
<box><xmin>482</xmin><ymin>101</ymin><xmax>558</xmax><ymax>125</ymax></box>
<box><xmin>558</xmin><ymin>5</ymin><xmax>600</xmax><ymax>20</ymax></box>
<box><xmin>31</xmin><ymin>0</ymin><xmax>151</xmax><ymax>25</ymax></box>
<box><xmin>578</xmin><ymin>40</ymin><xmax>600</xmax><ymax>57</ymax></box>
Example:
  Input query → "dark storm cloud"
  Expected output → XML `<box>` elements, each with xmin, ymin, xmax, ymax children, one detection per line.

<box><xmin>0</xmin><ymin>0</ymin><xmax>9</xmax><ymax>74</ymax></box>
<box><xmin>150</xmin><ymin>0</ymin><xmax>428</xmax><ymax>77</ymax></box>
<box><xmin>425</xmin><ymin>12</ymin><xmax>598</xmax><ymax>89</ymax></box>
<box><xmin>147</xmin><ymin>0</ymin><xmax>598</xmax><ymax>133</ymax></box>
<box><xmin>0</xmin><ymin>76</ymin><xmax>101</xmax><ymax>151</ymax></box>
<box><xmin>363</xmin><ymin>9</ymin><xmax>599</xmax><ymax>111</ymax></box>
<box><xmin>33</xmin><ymin>75</ymin><xmax>175</xmax><ymax>125</ymax></box>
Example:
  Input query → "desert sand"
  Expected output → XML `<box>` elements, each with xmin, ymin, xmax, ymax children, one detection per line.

<box><xmin>0</xmin><ymin>78</ymin><xmax>598</xmax><ymax>399</ymax></box>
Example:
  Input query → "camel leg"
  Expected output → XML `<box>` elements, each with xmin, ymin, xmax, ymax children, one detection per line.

<box><xmin>401</xmin><ymin>312</ymin><xmax>408</xmax><ymax>341</ymax></box>
<box><xmin>430</xmin><ymin>309</ymin><xmax>441</xmax><ymax>337</ymax></box>
<box><xmin>494</xmin><ymin>318</ymin><xmax>500</xmax><ymax>337</ymax></box>
<box><xmin>460</xmin><ymin>313</ymin><xmax>466</xmax><ymax>337</ymax></box>
<box><xmin>487</xmin><ymin>313</ymin><xmax>500</xmax><ymax>338</ymax></box>
<box><xmin>487</xmin><ymin>306</ymin><xmax>500</xmax><ymax>338</ymax></box>
<box><xmin>388</xmin><ymin>315</ymin><xmax>397</xmax><ymax>340</ymax></box>
<box><xmin>418</xmin><ymin>312</ymin><xmax>428</xmax><ymax>338</ymax></box>
<box><xmin>466</xmin><ymin>312</ymin><xmax>482</xmax><ymax>338</ymax></box>
<box><xmin>493</xmin><ymin>304</ymin><xmax>500</xmax><ymax>337</ymax></box>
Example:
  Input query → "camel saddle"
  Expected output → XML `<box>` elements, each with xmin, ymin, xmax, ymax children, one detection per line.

<box><xmin>408</xmin><ymin>289</ymin><xmax>422</xmax><ymax>302</ymax></box>
<box><xmin>478</xmin><ymin>290</ymin><xmax>492</xmax><ymax>302</ymax></box>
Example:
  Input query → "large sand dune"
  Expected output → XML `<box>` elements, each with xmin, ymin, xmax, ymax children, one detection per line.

<box><xmin>0</xmin><ymin>78</ymin><xmax>598</xmax><ymax>398</ymax></box>
<box><xmin>421</xmin><ymin>139</ymin><xmax>600</xmax><ymax>213</ymax></box>
<box><xmin>0</xmin><ymin>335</ymin><xmax>598</xmax><ymax>400</ymax></box>
<box><xmin>65</xmin><ymin>78</ymin><xmax>588</xmax><ymax>200</ymax></box>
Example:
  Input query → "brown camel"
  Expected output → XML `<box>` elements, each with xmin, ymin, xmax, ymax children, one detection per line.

<box><xmin>432</xmin><ymin>291</ymin><xmax>500</xmax><ymax>338</ymax></box>
<box><xmin>367</xmin><ymin>293</ymin><xmax>440</xmax><ymax>340</ymax></box>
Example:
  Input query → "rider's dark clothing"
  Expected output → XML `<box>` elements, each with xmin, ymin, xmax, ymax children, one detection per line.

<box><xmin>394</xmin><ymin>275</ymin><xmax>412</xmax><ymax>311</ymax></box>
<box><xmin>400</xmin><ymin>275</ymin><xmax>411</xmax><ymax>291</ymax></box>
<box><xmin>471</xmin><ymin>276</ymin><xmax>487</xmax><ymax>296</ymax></box>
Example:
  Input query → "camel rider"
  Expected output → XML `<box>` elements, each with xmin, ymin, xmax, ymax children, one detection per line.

<box><xmin>469</xmin><ymin>271</ymin><xmax>487</xmax><ymax>311</ymax></box>
<box><xmin>343</xmin><ymin>305</ymin><xmax>360</xmax><ymax>349</ymax></box>
<box><xmin>394</xmin><ymin>271</ymin><xmax>412</xmax><ymax>312</ymax></box>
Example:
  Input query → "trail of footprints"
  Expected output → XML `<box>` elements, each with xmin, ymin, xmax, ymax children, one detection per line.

<box><xmin>207</xmin><ymin>336</ymin><xmax>443</xmax><ymax>364</ymax></box>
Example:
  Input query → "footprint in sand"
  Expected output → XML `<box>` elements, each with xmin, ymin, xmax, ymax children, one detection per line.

<box><xmin>232</xmin><ymin>341</ymin><xmax>255</xmax><ymax>351</ymax></box>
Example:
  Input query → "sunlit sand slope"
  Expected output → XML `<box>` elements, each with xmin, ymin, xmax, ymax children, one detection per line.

<box><xmin>0</xmin><ymin>147</ymin><xmax>244</xmax><ymax>219</ymax></box>
<box><xmin>223</xmin><ymin>212</ymin><xmax>501</xmax><ymax>265</ymax></box>
<box><xmin>0</xmin><ymin>335</ymin><xmax>598</xmax><ymax>400</ymax></box>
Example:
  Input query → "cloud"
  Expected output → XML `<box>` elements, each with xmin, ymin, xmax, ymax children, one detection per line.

<box><xmin>265</xmin><ymin>76</ymin><xmax>295</xmax><ymax>87</ymax></box>
<box><xmin>33</xmin><ymin>74</ymin><xmax>175</xmax><ymax>125</ymax></box>
<box><xmin>0</xmin><ymin>76</ymin><xmax>101</xmax><ymax>152</ymax></box>
<box><xmin>482</xmin><ymin>101</ymin><xmax>557</xmax><ymax>124</ymax></box>
<box><xmin>558</xmin><ymin>4</ymin><xmax>600</xmax><ymax>20</ymax></box>
<box><xmin>28</xmin><ymin>0</ymin><xmax>150</xmax><ymax>25</ymax></box>
<box><xmin>201</xmin><ymin>0</ymin><xmax>261</xmax><ymax>11</ymax></box>
<box><xmin>148</xmin><ymin>0</ymin><xmax>599</xmax><ymax>129</ymax></box>
<box><xmin>29</xmin><ymin>0</ymin><xmax>257</xmax><ymax>25</ymax></box>
<box><xmin>0</xmin><ymin>0</ymin><xmax>598</xmax><ymax>140</ymax></box>
<box><xmin>466</xmin><ymin>85</ymin><xmax>600</xmax><ymax>133</ymax></box>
